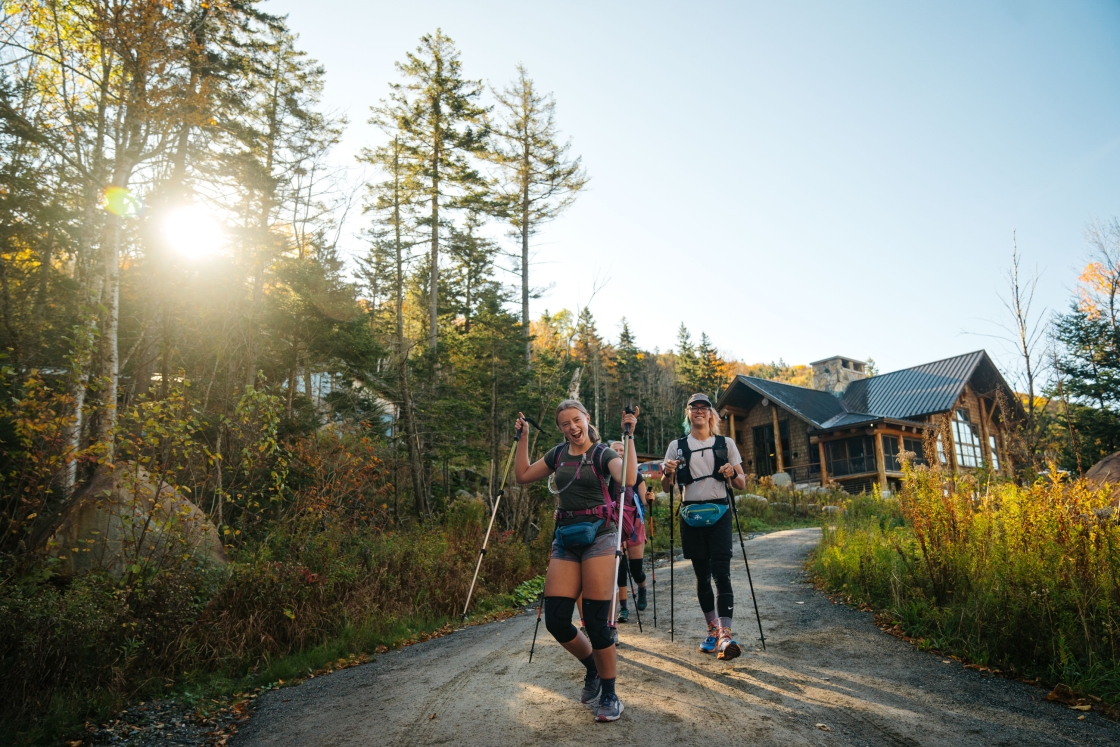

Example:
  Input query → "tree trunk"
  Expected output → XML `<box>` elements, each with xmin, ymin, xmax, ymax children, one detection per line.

<box><xmin>522</xmin><ymin>214</ymin><xmax>530</xmax><ymax>362</ymax></box>
<box><xmin>95</xmin><ymin>214</ymin><xmax>121</xmax><ymax>463</ymax></box>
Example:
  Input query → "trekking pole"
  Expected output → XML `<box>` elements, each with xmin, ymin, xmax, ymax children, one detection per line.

<box><xmin>528</xmin><ymin>579</ymin><xmax>545</xmax><ymax>662</ymax></box>
<box><xmin>649</xmin><ymin>499</ymin><xmax>657</xmax><ymax>628</ymax></box>
<box><xmin>627</xmin><ymin>564</ymin><xmax>644</xmax><ymax>633</ymax></box>
<box><xmin>608</xmin><ymin>407</ymin><xmax>636</xmax><ymax>638</ymax></box>
<box><xmin>726</xmin><ymin>476</ymin><xmax>766</xmax><ymax>650</ymax></box>
<box><xmin>462</xmin><ymin>423</ymin><xmax>523</xmax><ymax>620</ymax></box>
<box><xmin>669</xmin><ymin>481</ymin><xmax>675</xmax><ymax>642</ymax></box>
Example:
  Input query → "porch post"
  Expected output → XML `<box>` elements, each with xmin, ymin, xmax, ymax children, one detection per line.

<box><xmin>818</xmin><ymin>440</ymin><xmax>828</xmax><ymax>487</ymax></box>
<box><xmin>771</xmin><ymin>404</ymin><xmax>784</xmax><ymax>473</ymax></box>
<box><xmin>874</xmin><ymin>429</ymin><xmax>887</xmax><ymax>490</ymax></box>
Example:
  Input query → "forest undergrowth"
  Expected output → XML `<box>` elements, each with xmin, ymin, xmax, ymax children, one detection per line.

<box><xmin>809</xmin><ymin>462</ymin><xmax>1120</xmax><ymax>705</ymax></box>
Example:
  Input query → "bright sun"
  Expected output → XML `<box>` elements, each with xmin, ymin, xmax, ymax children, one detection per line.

<box><xmin>163</xmin><ymin>205</ymin><xmax>226</xmax><ymax>259</ymax></box>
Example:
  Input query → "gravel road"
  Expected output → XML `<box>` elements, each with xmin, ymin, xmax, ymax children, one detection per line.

<box><xmin>232</xmin><ymin>527</ymin><xmax>1119</xmax><ymax>746</ymax></box>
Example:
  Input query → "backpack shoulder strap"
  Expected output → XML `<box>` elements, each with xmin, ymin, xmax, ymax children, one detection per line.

<box><xmin>547</xmin><ymin>443</ymin><xmax>567</xmax><ymax>470</ymax></box>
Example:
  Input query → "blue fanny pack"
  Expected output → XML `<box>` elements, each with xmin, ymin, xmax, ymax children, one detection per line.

<box><xmin>555</xmin><ymin>519</ymin><xmax>604</xmax><ymax>549</ymax></box>
<box><xmin>679</xmin><ymin>502</ymin><xmax>729</xmax><ymax>528</ymax></box>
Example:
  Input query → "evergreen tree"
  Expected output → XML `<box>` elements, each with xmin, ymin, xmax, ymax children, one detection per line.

<box><xmin>490</xmin><ymin>66</ymin><xmax>587</xmax><ymax>360</ymax></box>
<box><xmin>372</xmin><ymin>30</ymin><xmax>489</xmax><ymax>350</ymax></box>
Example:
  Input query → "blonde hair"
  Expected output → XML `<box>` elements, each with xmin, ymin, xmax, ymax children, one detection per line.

<box><xmin>555</xmin><ymin>399</ymin><xmax>601</xmax><ymax>444</ymax></box>
<box><xmin>686</xmin><ymin>402</ymin><xmax>722</xmax><ymax>435</ymax></box>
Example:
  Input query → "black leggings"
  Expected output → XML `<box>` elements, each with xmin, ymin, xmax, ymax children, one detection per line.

<box><xmin>617</xmin><ymin>558</ymin><xmax>646</xmax><ymax>588</ymax></box>
<box><xmin>691</xmin><ymin>558</ymin><xmax>733</xmax><ymax>619</ymax></box>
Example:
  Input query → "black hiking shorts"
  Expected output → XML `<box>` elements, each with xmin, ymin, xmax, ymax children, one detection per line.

<box><xmin>678</xmin><ymin>507</ymin><xmax>733</xmax><ymax>561</ymax></box>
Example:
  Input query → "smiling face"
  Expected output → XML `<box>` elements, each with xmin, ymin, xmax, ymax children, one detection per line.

<box><xmin>557</xmin><ymin>407</ymin><xmax>591</xmax><ymax>447</ymax></box>
<box><xmin>687</xmin><ymin>402</ymin><xmax>711</xmax><ymax>429</ymax></box>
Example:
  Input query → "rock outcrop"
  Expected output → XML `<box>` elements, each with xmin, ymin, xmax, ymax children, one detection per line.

<box><xmin>46</xmin><ymin>463</ymin><xmax>228</xmax><ymax>577</ymax></box>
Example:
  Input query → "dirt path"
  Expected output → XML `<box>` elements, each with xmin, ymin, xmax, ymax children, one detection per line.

<box><xmin>232</xmin><ymin>528</ymin><xmax>1118</xmax><ymax>746</ymax></box>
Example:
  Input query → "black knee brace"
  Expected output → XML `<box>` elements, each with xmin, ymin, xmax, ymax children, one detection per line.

<box><xmin>617</xmin><ymin>557</ymin><xmax>629</xmax><ymax>588</ymax></box>
<box><xmin>712</xmin><ymin>559</ymin><xmax>734</xmax><ymax>619</ymax></box>
<box><xmin>628</xmin><ymin>558</ymin><xmax>646</xmax><ymax>585</ymax></box>
<box><xmin>581</xmin><ymin>598</ymin><xmax>613</xmax><ymax>649</ymax></box>
<box><xmin>692</xmin><ymin>558</ymin><xmax>715</xmax><ymax>613</ymax></box>
<box><xmin>543</xmin><ymin>597</ymin><xmax>579</xmax><ymax>644</ymax></box>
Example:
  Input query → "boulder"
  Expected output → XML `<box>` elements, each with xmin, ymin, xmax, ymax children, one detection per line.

<box><xmin>45</xmin><ymin>463</ymin><xmax>227</xmax><ymax>577</ymax></box>
<box><xmin>822</xmin><ymin>505</ymin><xmax>841</xmax><ymax>515</ymax></box>
<box><xmin>740</xmin><ymin>494</ymin><xmax>768</xmax><ymax>507</ymax></box>
<box><xmin>1085</xmin><ymin>452</ymin><xmax>1120</xmax><ymax>506</ymax></box>
<box><xmin>771</xmin><ymin>472</ymin><xmax>792</xmax><ymax>487</ymax></box>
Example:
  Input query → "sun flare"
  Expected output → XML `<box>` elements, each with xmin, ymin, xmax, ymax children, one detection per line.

<box><xmin>163</xmin><ymin>205</ymin><xmax>226</xmax><ymax>259</ymax></box>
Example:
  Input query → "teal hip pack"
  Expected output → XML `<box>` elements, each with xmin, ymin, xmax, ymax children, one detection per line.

<box><xmin>679</xmin><ymin>502</ymin><xmax>729</xmax><ymax>528</ymax></box>
<box><xmin>555</xmin><ymin>519</ymin><xmax>604</xmax><ymax>549</ymax></box>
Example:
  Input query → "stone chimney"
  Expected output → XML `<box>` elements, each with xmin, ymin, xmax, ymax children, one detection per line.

<box><xmin>810</xmin><ymin>356</ymin><xmax>868</xmax><ymax>396</ymax></box>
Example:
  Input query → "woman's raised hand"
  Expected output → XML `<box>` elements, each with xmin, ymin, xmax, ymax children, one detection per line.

<box><xmin>621</xmin><ymin>408</ymin><xmax>638</xmax><ymax>431</ymax></box>
<box><xmin>515</xmin><ymin>412</ymin><xmax>528</xmax><ymax>435</ymax></box>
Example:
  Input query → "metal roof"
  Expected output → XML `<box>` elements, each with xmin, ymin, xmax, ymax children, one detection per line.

<box><xmin>718</xmin><ymin>376</ymin><xmax>846</xmax><ymax>429</ymax></box>
<box><xmin>840</xmin><ymin>351</ymin><xmax>986</xmax><ymax>419</ymax></box>
<box><xmin>717</xmin><ymin>350</ymin><xmax>1014</xmax><ymax>434</ymax></box>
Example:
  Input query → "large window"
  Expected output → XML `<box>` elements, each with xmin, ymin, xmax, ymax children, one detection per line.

<box><xmin>752</xmin><ymin>420</ymin><xmax>790</xmax><ymax>475</ymax></box>
<box><xmin>825</xmin><ymin>436</ymin><xmax>875</xmax><ymax>477</ymax></box>
<box><xmin>953</xmin><ymin>409</ymin><xmax>983</xmax><ymax>468</ymax></box>
<box><xmin>902</xmin><ymin>437</ymin><xmax>927</xmax><ymax>466</ymax></box>
<box><xmin>883</xmin><ymin>435</ymin><xmax>900</xmax><ymax>471</ymax></box>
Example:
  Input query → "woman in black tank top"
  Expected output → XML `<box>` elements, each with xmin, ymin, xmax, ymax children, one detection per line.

<box><xmin>515</xmin><ymin>400</ymin><xmax>638</xmax><ymax>723</ymax></box>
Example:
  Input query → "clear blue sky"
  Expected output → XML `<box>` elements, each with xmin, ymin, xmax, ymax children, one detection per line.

<box><xmin>267</xmin><ymin>0</ymin><xmax>1120</xmax><ymax>378</ymax></box>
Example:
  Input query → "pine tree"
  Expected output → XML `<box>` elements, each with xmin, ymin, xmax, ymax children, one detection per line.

<box><xmin>490</xmin><ymin>66</ymin><xmax>587</xmax><ymax>360</ymax></box>
<box><xmin>675</xmin><ymin>323</ymin><xmax>699</xmax><ymax>393</ymax></box>
<box><xmin>372</xmin><ymin>30</ymin><xmax>489</xmax><ymax>350</ymax></box>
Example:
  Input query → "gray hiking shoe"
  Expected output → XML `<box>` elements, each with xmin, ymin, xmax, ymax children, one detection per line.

<box><xmin>595</xmin><ymin>692</ymin><xmax>624</xmax><ymax>722</ymax></box>
<box><xmin>580</xmin><ymin>672</ymin><xmax>601</xmax><ymax>704</ymax></box>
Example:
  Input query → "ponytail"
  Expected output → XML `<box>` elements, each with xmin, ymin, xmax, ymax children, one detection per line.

<box><xmin>555</xmin><ymin>399</ymin><xmax>601</xmax><ymax>444</ymax></box>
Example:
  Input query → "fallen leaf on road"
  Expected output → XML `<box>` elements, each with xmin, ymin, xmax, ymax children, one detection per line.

<box><xmin>1070</xmin><ymin>705</ymin><xmax>1091</xmax><ymax>711</ymax></box>
<box><xmin>1078</xmin><ymin>715</ymin><xmax>1087</xmax><ymax>720</ymax></box>
<box><xmin>429</xmin><ymin>713</ymin><xmax>437</xmax><ymax>719</ymax></box>
<box><xmin>816</xmin><ymin>723</ymin><xmax>831</xmax><ymax>731</ymax></box>
<box><xmin>796</xmin><ymin>602</ymin><xmax>805</xmax><ymax>605</ymax></box>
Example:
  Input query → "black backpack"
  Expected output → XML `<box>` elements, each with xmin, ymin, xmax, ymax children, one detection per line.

<box><xmin>674</xmin><ymin>435</ymin><xmax>731</xmax><ymax>499</ymax></box>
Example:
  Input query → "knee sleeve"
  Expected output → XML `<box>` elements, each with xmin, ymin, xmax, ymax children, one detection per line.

<box><xmin>628</xmin><ymin>558</ymin><xmax>646</xmax><ymax>585</ymax></box>
<box><xmin>582</xmin><ymin>598</ymin><xmax>614</xmax><ymax>649</ymax></box>
<box><xmin>692</xmin><ymin>558</ymin><xmax>715</xmax><ymax>613</ymax></box>
<box><xmin>712</xmin><ymin>559</ymin><xmax>734</xmax><ymax>619</ymax></box>
<box><xmin>617</xmin><ymin>558</ymin><xmax>629</xmax><ymax>588</ymax></box>
<box><xmin>543</xmin><ymin>597</ymin><xmax>579</xmax><ymax>644</ymax></box>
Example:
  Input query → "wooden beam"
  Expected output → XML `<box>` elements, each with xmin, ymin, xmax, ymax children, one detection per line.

<box><xmin>944</xmin><ymin>414</ymin><xmax>959</xmax><ymax>473</ymax></box>
<box><xmin>771</xmin><ymin>403</ymin><xmax>784</xmax><ymax>473</ymax></box>
<box><xmin>729</xmin><ymin>412</ymin><xmax>737</xmax><ymax>445</ymax></box>
<box><xmin>977</xmin><ymin>395</ymin><xmax>992</xmax><ymax>468</ymax></box>
<box><xmin>819</xmin><ymin>440</ymin><xmax>828</xmax><ymax>487</ymax></box>
<box><xmin>875</xmin><ymin>430</ymin><xmax>887</xmax><ymax>490</ymax></box>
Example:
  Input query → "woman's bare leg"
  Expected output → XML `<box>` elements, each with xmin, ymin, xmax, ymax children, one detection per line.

<box><xmin>545</xmin><ymin>559</ymin><xmax>591</xmax><ymax>660</ymax></box>
<box><xmin>582</xmin><ymin>554</ymin><xmax>618</xmax><ymax>679</ymax></box>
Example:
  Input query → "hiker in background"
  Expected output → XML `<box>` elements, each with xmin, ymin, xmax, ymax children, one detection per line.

<box><xmin>661</xmin><ymin>393</ymin><xmax>747</xmax><ymax>660</ymax></box>
<box><xmin>516</xmin><ymin>401</ymin><xmax>639</xmax><ymax>722</ymax></box>
<box><xmin>609</xmin><ymin>440</ymin><xmax>649</xmax><ymax>624</ymax></box>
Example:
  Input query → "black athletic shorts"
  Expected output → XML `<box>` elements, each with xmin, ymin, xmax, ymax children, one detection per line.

<box><xmin>678</xmin><ymin>505</ymin><xmax>733</xmax><ymax>561</ymax></box>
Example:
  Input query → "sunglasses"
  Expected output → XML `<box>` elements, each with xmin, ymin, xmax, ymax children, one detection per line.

<box><xmin>688</xmin><ymin>403</ymin><xmax>711</xmax><ymax>411</ymax></box>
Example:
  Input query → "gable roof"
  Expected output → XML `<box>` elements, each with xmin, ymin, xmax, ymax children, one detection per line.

<box><xmin>729</xmin><ymin>376</ymin><xmax>846</xmax><ymax>429</ymax></box>
<box><xmin>840</xmin><ymin>351</ymin><xmax>987</xmax><ymax>419</ymax></box>
<box><xmin>717</xmin><ymin>350</ymin><xmax>1015</xmax><ymax>432</ymax></box>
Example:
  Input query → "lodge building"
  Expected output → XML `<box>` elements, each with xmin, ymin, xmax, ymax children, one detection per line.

<box><xmin>714</xmin><ymin>351</ymin><xmax>1020</xmax><ymax>494</ymax></box>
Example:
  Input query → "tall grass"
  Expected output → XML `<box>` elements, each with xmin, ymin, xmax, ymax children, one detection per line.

<box><xmin>810</xmin><ymin>463</ymin><xmax>1120</xmax><ymax>702</ymax></box>
<box><xmin>0</xmin><ymin>498</ymin><xmax>539</xmax><ymax>745</ymax></box>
